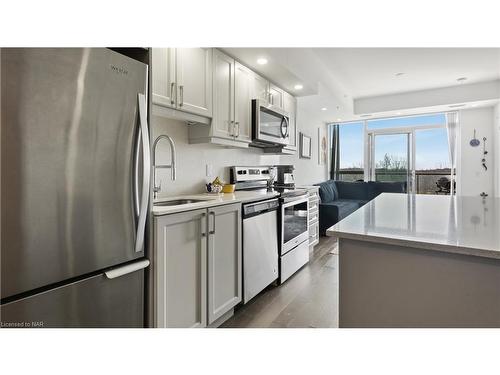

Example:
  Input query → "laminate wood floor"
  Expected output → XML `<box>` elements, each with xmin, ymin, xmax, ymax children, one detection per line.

<box><xmin>221</xmin><ymin>236</ymin><xmax>339</xmax><ymax>328</ymax></box>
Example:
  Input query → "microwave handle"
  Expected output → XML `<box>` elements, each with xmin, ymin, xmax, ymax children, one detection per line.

<box><xmin>280</xmin><ymin>116</ymin><xmax>289</xmax><ymax>138</ymax></box>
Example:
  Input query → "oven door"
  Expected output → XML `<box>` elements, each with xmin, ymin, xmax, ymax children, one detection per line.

<box><xmin>281</xmin><ymin>196</ymin><xmax>309</xmax><ymax>254</ymax></box>
<box><xmin>252</xmin><ymin>99</ymin><xmax>290</xmax><ymax>146</ymax></box>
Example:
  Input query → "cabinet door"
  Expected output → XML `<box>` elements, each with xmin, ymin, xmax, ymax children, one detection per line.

<box><xmin>155</xmin><ymin>209</ymin><xmax>207</xmax><ymax>328</ymax></box>
<box><xmin>207</xmin><ymin>203</ymin><xmax>242</xmax><ymax>324</ymax></box>
<box><xmin>269</xmin><ymin>84</ymin><xmax>284</xmax><ymax>109</ymax></box>
<box><xmin>283</xmin><ymin>92</ymin><xmax>297</xmax><ymax>150</ymax></box>
<box><xmin>212</xmin><ymin>49</ymin><xmax>235</xmax><ymax>139</ymax></box>
<box><xmin>234</xmin><ymin>62</ymin><xmax>252</xmax><ymax>143</ymax></box>
<box><xmin>176</xmin><ymin>48</ymin><xmax>213</xmax><ymax>117</ymax></box>
<box><xmin>152</xmin><ymin>48</ymin><xmax>176</xmax><ymax>108</ymax></box>
<box><xmin>251</xmin><ymin>72</ymin><xmax>270</xmax><ymax>102</ymax></box>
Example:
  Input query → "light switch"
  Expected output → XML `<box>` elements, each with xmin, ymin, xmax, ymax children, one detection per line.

<box><xmin>206</xmin><ymin>163</ymin><xmax>213</xmax><ymax>177</ymax></box>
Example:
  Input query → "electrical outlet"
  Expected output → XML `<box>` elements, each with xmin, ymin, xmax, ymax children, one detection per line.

<box><xmin>206</xmin><ymin>163</ymin><xmax>213</xmax><ymax>177</ymax></box>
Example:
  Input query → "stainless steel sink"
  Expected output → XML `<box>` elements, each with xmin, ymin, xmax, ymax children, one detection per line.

<box><xmin>154</xmin><ymin>199</ymin><xmax>208</xmax><ymax>207</ymax></box>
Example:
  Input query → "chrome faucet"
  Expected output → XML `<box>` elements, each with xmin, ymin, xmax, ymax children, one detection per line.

<box><xmin>152</xmin><ymin>134</ymin><xmax>176</xmax><ymax>199</ymax></box>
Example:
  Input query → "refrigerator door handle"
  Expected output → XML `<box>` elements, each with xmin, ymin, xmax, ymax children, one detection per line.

<box><xmin>104</xmin><ymin>259</ymin><xmax>150</xmax><ymax>279</ymax></box>
<box><xmin>133</xmin><ymin>123</ymin><xmax>141</xmax><ymax>217</ymax></box>
<box><xmin>134</xmin><ymin>93</ymin><xmax>151</xmax><ymax>253</ymax></box>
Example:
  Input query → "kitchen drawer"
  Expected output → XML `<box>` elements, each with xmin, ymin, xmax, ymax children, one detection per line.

<box><xmin>309</xmin><ymin>209</ymin><xmax>319</xmax><ymax>224</ymax></box>
<box><xmin>309</xmin><ymin>222</ymin><xmax>319</xmax><ymax>246</ymax></box>
<box><xmin>280</xmin><ymin>240</ymin><xmax>309</xmax><ymax>283</ymax></box>
<box><xmin>308</xmin><ymin>198</ymin><xmax>319</xmax><ymax>210</ymax></box>
<box><xmin>308</xmin><ymin>190</ymin><xmax>319</xmax><ymax>198</ymax></box>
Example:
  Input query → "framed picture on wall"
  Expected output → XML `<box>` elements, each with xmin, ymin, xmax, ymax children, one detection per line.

<box><xmin>318</xmin><ymin>127</ymin><xmax>327</xmax><ymax>165</ymax></box>
<box><xmin>299</xmin><ymin>132</ymin><xmax>312</xmax><ymax>159</ymax></box>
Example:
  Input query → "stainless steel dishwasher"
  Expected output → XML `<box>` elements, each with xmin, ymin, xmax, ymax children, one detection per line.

<box><xmin>242</xmin><ymin>198</ymin><xmax>279</xmax><ymax>303</ymax></box>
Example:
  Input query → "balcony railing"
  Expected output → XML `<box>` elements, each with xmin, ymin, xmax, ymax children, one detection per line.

<box><xmin>337</xmin><ymin>170</ymin><xmax>454</xmax><ymax>195</ymax></box>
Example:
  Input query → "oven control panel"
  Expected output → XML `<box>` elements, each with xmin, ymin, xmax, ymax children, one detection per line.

<box><xmin>230</xmin><ymin>166</ymin><xmax>275</xmax><ymax>183</ymax></box>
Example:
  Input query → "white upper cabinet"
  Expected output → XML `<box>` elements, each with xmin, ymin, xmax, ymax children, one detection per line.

<box><xmin>152</xmin><ymin>48</ymin><xmax>213</xmax><ymax>117</ymax></box>
<box><xmin>283</xmin><ymin>91</ymin><xmax>297</xmax><ymax>150</ymax></box>
<box><xmin>269</xmin><ymin>84</ymin><xmax>284</xmax><ymax>109</ymax></box>
<box><xmin>212</xmin><ymin>49</ymin><xmax>235</xmax><ymax>139</ymax></box>
<box><xmin>152</xmin><ymin>48</ymin><xmax>176</xmax><ymax>108</ymax></box>
<box><xmin>251</xmin><ymin>72</ymin><xmax>270</xmax><ymax>102</ymax></box>
<box><xmin>234</xmin><ymin>62</ymin><xmax>253</xmax><ymax>143</ymax></box>
<box><xmin>176</xmin><ymin>48</ymin><xmax>213</xmax><ymax>117</ymax></box>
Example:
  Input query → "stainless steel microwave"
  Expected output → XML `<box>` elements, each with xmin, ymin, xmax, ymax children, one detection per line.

<box><xmin>252</xmin><ymin>99</ymin><xmax>290</xmax><ymax>147</ymax></box>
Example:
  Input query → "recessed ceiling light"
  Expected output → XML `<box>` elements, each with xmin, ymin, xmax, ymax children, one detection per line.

<box><xmin>257</xmin><ymin>58</ymin><xmax>268</xmax><ymax>65</ymax></box>
<box><xmin>321</xmin><ymin>107</ymin><xmax>327</xmax><ymax>111</ymax></box>
<box><xmin>471</xmin><ymin>103</ymin><xmax>478</xmax><ymax>107</ymax></box>
<box><xmin>397</xmin><ymin>112</ymin><xmax>402</xmax><ymax>115</ymax></box>
<box><xmin>457</xmin><ymin>77</ymin><xmax>467</xmax><ymax>83</ymax></box>
<box><xmin>294</xmin><ymin>84</ymin><xmax>303</xmax><ymax>90</ymax></box>
<box><xmin>337</xmin><ymin>118</ymin><xmax>342</xmax><ymax>121</ymax></box>
<box><xmin>395</xmin><ymin>72</ymin><xmax>405</xmax><ymax>77</ymax></box>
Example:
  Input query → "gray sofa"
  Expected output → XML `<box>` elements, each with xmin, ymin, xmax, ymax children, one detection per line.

<box><xmin>315</xmin><ymin>180</ymin><xmax>407</xmax><ymax>235</ymax></box>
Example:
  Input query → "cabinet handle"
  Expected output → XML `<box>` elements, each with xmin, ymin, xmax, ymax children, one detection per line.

<box><xmin>179</xmin><ymin>85</ymin><xmax>184</xmax><ymax>107</ymax></box>
<box><xmin>201</xmin><ymin>212</ymin><xmax>207</xmax><ymax>237</ymax></box>
<box><xmin>209</xmin><ymin>211</ymin><xmax>216</xmax><ymax>235</ymax></box>
<box><xmin>229</xmin><ymin>120</ymin><xmax>234</xmax><ymax>136</ymax></box>
<box><xmin>235</xmin><ymin>121</ymin><xmax>240</xmax><ymax>138</ymax></box>
<box><xmin>170</xmin><ymin>82</ymin><xmax>175</xmax><ymax>105</ymax></box>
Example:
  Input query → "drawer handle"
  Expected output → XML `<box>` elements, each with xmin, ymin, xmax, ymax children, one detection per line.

<box><xmin>209</xmin><ymin>211</ymin><xmax>216</xmax><ymax>234</ymax></box>
<box><xmin>170</xmin><ymin>82</ymin><xmax>175</xmax><ymax>105</ymax></box>
<box><xmin>104</xmin><ymin>259</ymin><xmax>150</xmax><ymax>279</ymax></box>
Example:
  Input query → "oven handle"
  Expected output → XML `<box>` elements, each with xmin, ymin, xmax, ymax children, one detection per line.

<box><xmin>281</xmin><ymin>195</ymin><xmax>309</xmax><ymax>206</ymax></box>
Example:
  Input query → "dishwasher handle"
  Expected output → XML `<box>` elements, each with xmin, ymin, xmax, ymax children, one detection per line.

<box><xmin>243</xmin><ymin>198</ymin><xmax>279</xmax><ymax>219</ymax></box>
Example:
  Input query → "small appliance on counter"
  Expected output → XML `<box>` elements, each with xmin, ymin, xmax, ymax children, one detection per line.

<box><xmin>275</xmin><ymin>164</ymin><xmax>296</xmax><ymax>188</ymax></box>
<box><xmin>230</xmin><ymin>165</ymin><xmax>310</xmax><ymax>291</ymax></box>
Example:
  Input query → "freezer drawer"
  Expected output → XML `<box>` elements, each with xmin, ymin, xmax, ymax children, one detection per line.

<box><xmin>0</xmin><ymin>266</ymin><xmax>145</xmax><ymax>328</ymax></box>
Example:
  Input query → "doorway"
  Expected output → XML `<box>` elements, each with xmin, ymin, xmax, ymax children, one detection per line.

<box><xmin>367</xmin><ymin>130</ymin><xmax>413</xmax><ymax>192</ymax></box>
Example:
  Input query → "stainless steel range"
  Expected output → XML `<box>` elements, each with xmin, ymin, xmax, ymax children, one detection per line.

<box><xmin>230</xmin><ymin>166</ymin><xmax>310</xmax><ymax>285</ymax></box>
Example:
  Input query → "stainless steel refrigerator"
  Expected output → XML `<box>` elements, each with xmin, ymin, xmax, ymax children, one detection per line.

<box><xmin>0</xmin><ymin>48</ymin><xmax>151</xmax><ymax>328</ymax></box>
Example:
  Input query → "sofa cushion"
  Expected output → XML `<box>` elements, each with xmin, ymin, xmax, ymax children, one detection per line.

<box><xmin>321</xmin><ymin>199</ymin><xmax>360</xmax><ymax>221</ymax></box>
<box><xmin>375</xmin><ymin>181</ymin><xmax>407</xmax><ymax>194</ymax></box>
<box><xmin>365</xmin><ymin>181</ymin><xmax>379</xmax><ymax>200</ymax></box>
<box><xmin>335</xmin><ymin>181</ymin><xmax>370</xmax><ymax>200</ymax></box>
<box><xmin>316</xmin><ymin>180</ymin><xmax>338</xmax><ymax>203</ymax></box>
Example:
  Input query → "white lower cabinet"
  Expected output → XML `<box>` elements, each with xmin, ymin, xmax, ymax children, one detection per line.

<box><xmin>155</xmin><ymin>209</ymin><xmax>207</xmax><ymax>328</ymax></box>
<box><xmin>155</xmin><ymin>203</ymin><xmax>242</xmax><ymax>328</ymax></box>
<box><xmin>207</xmin><ymin>204</ymin><xmax>242</xmax><ymax>324</ymax></box>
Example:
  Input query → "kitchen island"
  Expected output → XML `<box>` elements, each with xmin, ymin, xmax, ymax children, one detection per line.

<box><xmin>327</xmin><ymin>193</ymin><xmax>500</xmax><ymax>327</ymax></box>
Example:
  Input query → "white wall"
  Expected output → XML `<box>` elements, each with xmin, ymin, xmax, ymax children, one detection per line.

<box><xmin>283</xmin><ymin>105</ymin><xmax>329</xmax><ymax>186</ymax></box>
<box><xmin>494</xmin><ymin>103</ymin><xmax>500</xmax><ymax>197</ymax></box>
<box><xmin>152</xmin><ymin>104</ymin><xmax>328</xmax><ymax>198</ymax></box>
<box><xmin>458</xmin><ymin>107</ymin><xmax>495</xmax><ymax>197</ymax></box>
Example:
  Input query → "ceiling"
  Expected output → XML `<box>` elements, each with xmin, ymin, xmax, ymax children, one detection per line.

<box><xmin>312</xmin><ymin>48</ymin><xmax>500</xmax><ymax>98</ymax></box>
<box><xmin>223</xmin><ymin>48</ymin><xmax>500</xmax><ymax>123</ymax></box>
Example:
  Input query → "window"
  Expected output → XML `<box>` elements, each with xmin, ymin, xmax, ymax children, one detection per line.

<box><xmin>415</xmin><ymin>127</ymin><xmax>451</xmax><ymax>194</ymax></box>
<box><xmin>329</xmin><ymin>121</ymin><xmax>365</xmax><ymax>181</ymax></box>
<box><xmin>367</xmin><ymin>113</ymin><xmax>446</xmax><ymax>130</ymax></box>
<box><xmin>329</xmin><ymin>112</ymin><xmax>454</xmax><ymax>194</ymax></box>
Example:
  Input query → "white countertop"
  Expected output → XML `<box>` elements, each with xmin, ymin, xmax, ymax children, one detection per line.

<box><xmin>152</xmin><ymin>190</ymin><xmax>279</xmax><ymax>216</ymax></box>
<box><xmin>327</xmin><ymin>193</ymin><xmax>500</xmax><ymax>259</ymax></box>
